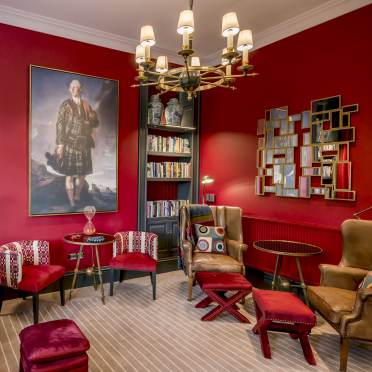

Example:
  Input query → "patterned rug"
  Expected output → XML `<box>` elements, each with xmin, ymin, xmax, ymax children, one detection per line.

<box><xmin>0</xmin><ymin>271</ymin><xmax>371</xmax><ymax>371</ymax></box>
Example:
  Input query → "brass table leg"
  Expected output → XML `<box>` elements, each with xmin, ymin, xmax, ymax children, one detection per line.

<box><xmin>295</xmin><ymin>257</ymin><xmax>309</xmax><ymax>306</ymax></box>
<box><xmin>90</xmin><ymin>245</ymin><xmax>97</xmax><ymax>290</ymax></box>
<box><xmin>95</xmin><ymin>245</ymin><xmax>105</xmax><ymax>304</ymax></box>
<box><xmin>69</xmin><ymin>244</ymin><xmax>83</xmax><ymax>300</ymax></box>
<box><xmin>272</xmin><ymin>255</ymin><xmax>282</xmax><ymax>290</ymax></box>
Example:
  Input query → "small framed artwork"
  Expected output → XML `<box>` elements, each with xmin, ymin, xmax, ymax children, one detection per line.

<box><xmin>29</xmin><ymin>65</ymin><xmax>119</xmax><ymax>215</ymax></box>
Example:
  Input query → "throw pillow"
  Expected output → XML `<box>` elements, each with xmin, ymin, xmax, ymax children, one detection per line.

<box><xmin>359</xmin><ymin>271</ymin><xmax>372</xmax><ymax>289</ymax></box>
<box><xmin>194</xmin><ymin>224</ymin><xmax>226</xmax><ymax>254</ymax></box>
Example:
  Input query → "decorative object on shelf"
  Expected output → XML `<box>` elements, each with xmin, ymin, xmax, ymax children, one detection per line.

<box><xmin>201</xmin><ymin>175</ymin><xmax>214</xmax><ymax>204</ymax></box>
<box><xmin>165</xmin><ymin>98</ymin><xmax>183</xmax><ymax>126</ymax></box>
<box><xmin>29</xmin><ymin>65</ymin><xmax>118</xmax><ymax>216</ymax></box>
<box><xmin>353</xmin><ymin>206</ymin><xmax>372</xmax><ymax>219</ymax></box>
<box><xmin>83</xmin><ymin>206</ymin><xmax>96</xmax><ymax>235</ymax></box>
<box><xmin>132</xmin><ymin>0</ymin><xmax>257</xmax><ymax>100</ymax></box>
<box><xmin>255</xmin><ymin>95</ymin><xmax>358</xmax><ymax>201</ymax></box>
<box><xmin>148</xmin><ymin>94</ymin><xmax>164</xmax><ymax>125</ymax></box>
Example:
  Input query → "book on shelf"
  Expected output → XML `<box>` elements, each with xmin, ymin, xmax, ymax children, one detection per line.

<box><xmin>146</xmin><ymin>200</ymin><xmax>189</xmax><ymax>218</ymax></box>
<box><xmin>147</xmin><ymin>161</ymin><xmax>191</xmax><ymax>178</ymax></box>
<box><xmin>147</xmin><ymin>135</ymin><xmax>190</xmax><ymax>154</ymax></box>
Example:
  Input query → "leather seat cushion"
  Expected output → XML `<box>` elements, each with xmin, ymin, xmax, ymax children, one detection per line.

<box><xmin>109</xmin><ymin>252</ymin><xmax>157</xmax><ymax>272</ymax></box>
<box><xmin>195</xmin><ymin>272</ymin><xmax>252</xmax><ymax>291</ymax></box>
<box><xmin>17</xmin><ymin>265</ymin><xmax>65</xmax><ymax>293</ymax></box>
<box><xmin>192</xmin><ymin>253</ymin><xmax>242</xmax><ymax>273</ymax></box>
<box><xmin>308</xmin><ymin>286</ymin><xmax>356</xmax><ymax>324</ymax></box>
<box><xmin>19</xmin><ymin>319</ymin><xmax>90</xmax><ymax>363</ymax></box>
<box><xmin>253</xmin><ymin>289</ymin><xmax>316</xmax><ymax>325</ymax></box>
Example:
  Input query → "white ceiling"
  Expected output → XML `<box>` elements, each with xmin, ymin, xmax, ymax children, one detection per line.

<box><xmin>0</xmin><ymin>0</ymin><xmax>370</xmax><ymax>64</ymax></box>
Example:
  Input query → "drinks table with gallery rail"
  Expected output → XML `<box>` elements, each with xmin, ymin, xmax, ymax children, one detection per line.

<box><xmin>64</xmin><ymin>233</ymin><xmax>116</xmax><ymax>304</ymax></box>
<box><xmin>253</xmin><ymin>240</ymin><xmax>323</xmax><ymax>305</ymax></box>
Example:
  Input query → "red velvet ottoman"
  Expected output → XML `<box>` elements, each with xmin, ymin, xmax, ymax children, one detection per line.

<box><xmin>195</xmin><ymin>272</ymin><xmax>252</xmax><ymax>322</ymax></box>
<box><xmin>19</xmin><ymin>319</ymin><xmax>90</xmax><ymax>372</ymax></box>
<box><xmin>252</xmin><ymin>289</ymin><xmax>317</xmax><ymax>365</ymax></box>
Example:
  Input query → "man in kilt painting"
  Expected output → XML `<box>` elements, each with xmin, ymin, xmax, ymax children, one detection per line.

<box><xmin>55</xmin><ymin>79</ymin><xmax>99</xmax><ymax>208</ymax></box>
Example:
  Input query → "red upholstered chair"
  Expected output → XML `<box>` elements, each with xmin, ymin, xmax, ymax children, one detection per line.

<box><xmin>0</xmin><ymin>240</ymin><xmax>65</xmax><ymax>324</ymax></box>
<box><xmin>109</xmin><ymin>231</ymin><xmax>158</xmax><ymax>300</ymax></box>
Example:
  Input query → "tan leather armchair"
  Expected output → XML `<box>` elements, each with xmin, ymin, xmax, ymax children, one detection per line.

<box><xmin>180</xmin><ymin>205</ymin><xmax>247</xmax><ymax>301</ymax></box>
<box><xmin>307</xmin><ymin>219</ymin><xmax>372</xmax><ymax>371</ymax></box>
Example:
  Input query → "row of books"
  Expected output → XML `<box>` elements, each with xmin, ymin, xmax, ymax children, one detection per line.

<box><xmin>147</xmin><ymin>162</ymin><xmax>191</xmax><ymax>178</ymax></box>
<box><xmin>146</xmin><ymin>200</ymin><xmax>189</xmax><ymax>218</ymax></box>
<box><xmin>147</xmin><ymin>135</ymin><xmax>191</xmax><ymax>154</ymax></box>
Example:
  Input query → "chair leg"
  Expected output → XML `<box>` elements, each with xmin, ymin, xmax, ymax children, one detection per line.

<box><xmin>32</xmin><ymin>293</ymin><xmax>39</xmax><ymax>324</ymax></box>
<box><xmin>150</xmin><ymin>272</ymin><xmax>156</xmax><ymax>300</ymax></box>
<box><xmin>0</xmin><ymin>286</ymin><xmax>4</xmax><ymax>313</ymax></box>
<box><xmin>119</xmin><ymin>270</ymin><xmax>126</xmax><ymax>283</ymax></box>
<box><xmin>340</xmin><ymin>337</ymin><xmax>349</xmax><ymax>371</ymax></box>
<box><xmin>59</xmin><ymin>277</ymin><xmax>65</xmax><ymax>306</ymax></box>
<box><xmin>188</xmin><ymin>274</ymin><xmax>194</xmax><ymax>301</ymax></box>
<box><xmin>109</xmin><ymin>269</ymin><xmax>115</xmax><ymax>296</ymax></box>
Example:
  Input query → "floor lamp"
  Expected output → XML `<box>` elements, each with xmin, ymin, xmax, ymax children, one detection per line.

<box><xmin>201</xmin><ymin>175</ymin><xmax>214</xmax><ymax>204</ymax></box>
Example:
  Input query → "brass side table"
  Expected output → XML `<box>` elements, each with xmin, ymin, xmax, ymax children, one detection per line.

<box><xmin>64</xmin><ymin>233</ymin><xmax>115</xmax><ymax>304</ymax></box>
<box><xmin>253</xmin><ymin>240</ymin><xmax>323</xmax><ymax>305</ymax></box>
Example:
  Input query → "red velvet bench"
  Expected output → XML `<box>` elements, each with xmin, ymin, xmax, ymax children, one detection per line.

<box><xmin>19</xmin><ymin>319</ymin><xmax>90</xmax><ymax>372</ymax></box>
<box><xmin>252</xmin><ymin>289</ymin><xmax>317</xmax><ymax>365</ymax></box>
<box><xmin>195</xmin><ymin>272</ymin><xmax>252</xmax><ymax>323</ymax></box>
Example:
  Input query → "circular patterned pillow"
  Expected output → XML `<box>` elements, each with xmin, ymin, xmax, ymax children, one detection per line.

<box><xmin>194</xmin><ymin>224</ymin><xmax>226</xmax><ymax>254</ymax></box>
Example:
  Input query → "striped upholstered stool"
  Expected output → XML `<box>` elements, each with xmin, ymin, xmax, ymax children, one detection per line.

<box><xmin>252</xmin><ymin>289</ymin><xmax>316</xmax><ymax>365</ymax></box>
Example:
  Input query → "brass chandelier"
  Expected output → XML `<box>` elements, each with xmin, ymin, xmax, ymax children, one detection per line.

<box><xmin>132</xmin><ymin>0</ymin><xmax>257</xmax><ymax>100</ymax></box>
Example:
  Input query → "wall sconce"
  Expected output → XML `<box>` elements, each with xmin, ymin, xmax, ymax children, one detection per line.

<box><xmin>201</xmin><ymin>175</ymin><xmax>214</xmax><ymax>204</ymax></box>
<box><xmin>353</xmin><ymin>206</ymin><xmax>372</xmax><ymax>219</ymax></box>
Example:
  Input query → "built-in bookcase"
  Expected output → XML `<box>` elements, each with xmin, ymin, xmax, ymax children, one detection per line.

<box><xmin>138</xmin><ymin>87</ymin><xmax>200</xmax><ymax>264</ymax></box>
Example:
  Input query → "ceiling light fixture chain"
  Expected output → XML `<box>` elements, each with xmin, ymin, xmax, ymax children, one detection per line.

<box><xmin>132</xmin><ymin>0</ymin><xmax>257</xmax><ymax>100</ymax></box>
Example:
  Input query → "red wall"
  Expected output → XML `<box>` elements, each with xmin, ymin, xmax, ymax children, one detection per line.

<box><xmin>200</xmin><ymin>5</ymin><xmax>372</xmax><ymax>283</ymax></box>
<box><xmin>0</xmin><ymin>24</ymin><xmax>139</xmax><ymax>269</ymax></box>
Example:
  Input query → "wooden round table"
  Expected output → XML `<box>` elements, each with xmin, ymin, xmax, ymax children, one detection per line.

<box><xmin>253</xmin><ymin>240</ymin><xmax>323</xmax><ymax>305</ymax></box>
<box><xmin>64</xmin><ymin>233</ymin><xmax>116</xmax><ymax>304</ymax></box>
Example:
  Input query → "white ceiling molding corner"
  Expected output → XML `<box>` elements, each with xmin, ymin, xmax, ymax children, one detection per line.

<box><xmin>203</xmin><ymin>0</ymin><xmax>372</xmax><ymax>66</ymax></box>
<box><xmin>0</xmin><ymin>4</ymin><xmax>179</xmax><ymax>63</ymax></box>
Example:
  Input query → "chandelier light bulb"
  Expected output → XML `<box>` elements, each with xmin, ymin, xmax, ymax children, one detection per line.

<box><xmin>156</xmin><ymin>56</ymin><xmax>169</xmax><ymax>73</ymax></box>
<box><xmin>135</xmin><ymin>45</ymin><xmax>145</xmax><ymax>64</ymax></box>
<box><xmin>177</xmin><ymin>10</ymin><xmax>195</xmax><ymax>35</ymax></box>
<box><xmin>140</xmin><ymin>25</ymin><xmax>156</xmax><ymax>47</ymax></box>
<box><xmin>191</xmin><ymin>56</ymin><xmax>201</xmax><ymax>67</ymax></box>
<box><xmin>222</xmin><ymin>12</ymin><xmax>240</xmax><ymax>37</ymax></box>
<box><xmin>237</xmin><ymin>30</ymin><xmax>253</xmax><ymax>51</ymax></box>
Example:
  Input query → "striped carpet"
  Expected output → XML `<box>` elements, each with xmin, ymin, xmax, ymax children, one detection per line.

<box><xmin>0</xmin><ymin>270</ymin><xmax>371</xmax><ymax>372</ymax></box>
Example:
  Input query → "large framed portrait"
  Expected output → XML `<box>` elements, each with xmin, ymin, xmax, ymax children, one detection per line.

<box><xmin>29</xmin><ymin>65</ymin><xmax>119</xmax><ymax>215</ymax></box>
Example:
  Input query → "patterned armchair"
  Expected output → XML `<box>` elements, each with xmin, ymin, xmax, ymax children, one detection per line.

<box><xmin>0</xmin><ymin>240</ymin><xmax>65</xmax><ymax>324</ymax></box>
<box><xmin>109</xmin><ymin>231</ymin><xmax>158</xmax><ymax>300</ymax></box>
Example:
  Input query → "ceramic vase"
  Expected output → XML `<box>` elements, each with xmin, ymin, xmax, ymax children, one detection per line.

<box><xmin>148</xmin><ymin>94</ymin><xmax>164</xmax><ymax>126</ymax></box>
<box><xmin>165</xmin><ymin>98</ymin><xmax>183</xmax><ymax>126</ymax></box>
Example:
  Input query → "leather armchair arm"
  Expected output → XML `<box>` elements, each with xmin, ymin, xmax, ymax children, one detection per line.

<box><xmin>319</xmin><ymin>264</ymin><xmax>367</xmax><ymax>290</ymax></box>
<box><xmin>180</xmin><ymin>240</ymin><xmax>193</xmax><ymax>276</ymax></box>
<box><xmin>226</xmin><ymin>239</ymin><xmax>247</xmax><ymax>264</ymax></box>
<box><xmin>340</xmin><ymin>287</ymin><xmax>372</xmax><ymax>337</ymax></box>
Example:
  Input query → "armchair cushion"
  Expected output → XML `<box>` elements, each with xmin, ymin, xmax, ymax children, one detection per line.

<box><xmin>17</xmin><ymin>265</ymin><xmax>65</xmax><ymax>293</ymax></box>
<box><xmin>192</xmin><ymin>253</ymin><xmax>242</xmax><ymax>273</ymax></box>
<box><xmin>110</xmin><ymin>252</ymin><xmax>157</xmax><ymax>272</ymax></box>
<box><xmin>359</xmin><ymin>271</ymin><xmax>372</xmax><ymax>289</ymax></box>
<box><xmin>194</xmin><ymin>224</ymin><xmax>226</xmax><ymax>254</ymax></box>
<box><xmin>308</xmin><ymin>286</ymin><xmax>356</xmax><ymax>324</ymax></box>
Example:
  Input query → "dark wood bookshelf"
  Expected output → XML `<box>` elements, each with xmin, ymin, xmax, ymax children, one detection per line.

<box><xmin>147</xmin><ymin>177</ymin><xmax>192</xmax><ymax>182</ymax></box>
<box><xmin>147</xmin><ymin>151</ymin><xmax>192</xmax><ymax>158</ymax></box>
<box><xmin>147</xmin><ymin>124</ymin><xmax>196</xmax><ymax>133</ymax></box>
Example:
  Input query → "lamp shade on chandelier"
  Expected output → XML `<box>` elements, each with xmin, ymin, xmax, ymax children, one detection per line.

<box><xmin>132</xmin><ymin>0</ymin><xmax>257</xmax><ymax>100</ymax></box>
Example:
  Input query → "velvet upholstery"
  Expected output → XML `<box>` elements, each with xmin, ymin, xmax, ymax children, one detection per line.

<box><xmin>196</xmin><ymin>272</ymin><xmax>252</xmax><ymax>291</ymax></box>
<box><xmin>109</xmin><ymin>231</ymin><xmax>158</xmax><ymax>300</ymax></box>
<box><xmin>20</xmin><ymin>319</ymin><xmax>89</xmax><ymax>372</ymax></box>
<box><xmin>180</xmin><ymin>204</ymin><xmax>247</xmax><ymax>300</ymax></box>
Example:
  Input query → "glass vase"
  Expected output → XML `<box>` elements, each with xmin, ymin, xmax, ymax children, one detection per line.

<box><xmin>83</xmin><ymin>205</ymin><xmax>96</xmax><ymax>235</ymax></box>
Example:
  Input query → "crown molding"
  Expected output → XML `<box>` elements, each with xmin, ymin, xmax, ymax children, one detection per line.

<box><xmin>203</xmin><ymin>0</ymin><xmax>372</xmax><ymax>66</ymax></box>
<box><xmin>0</xmin><ymin>4</ymin><xmax>179</xmax><ymax>63</ymax></box>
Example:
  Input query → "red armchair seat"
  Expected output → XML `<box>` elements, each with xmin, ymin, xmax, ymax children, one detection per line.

<box><xmin>19</xmin><ymin>319</ymin><xmax>90</xmax><ymax>372</ymax></box>
<box><xmin>18</xmin><ymin>265</ymin><xmax>66</xmax><ymax>293</ymax></box>
<box><xmin>110</xmin><ymin>252</ymin><xmax>156</xmax><ymax>272</ymax></box>
<box><xmin>252</xmin><ymin>289</ymin><xmax>316</xmax><ymax>365</ymax></box>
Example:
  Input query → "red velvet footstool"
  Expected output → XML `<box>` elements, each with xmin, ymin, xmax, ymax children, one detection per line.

<box><xmin>195</xmin><ymin>272</ymin><xmax>252</xmax><ymax>322</ymax></box>
<box><xmin>19</xmin><ymin>319</ymin><xmax>90</xmax><ymax>372</ymax></box>
<box><xmin>252</xmin><ymin>289</ymin><xmax>316</xmax><ymax>365</ymax></box>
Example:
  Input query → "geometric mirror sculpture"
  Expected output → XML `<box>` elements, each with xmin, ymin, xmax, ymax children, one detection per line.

<box><xmin>256</xmin><ymin>95</ymin><xmax>358</xmax><ymax>201</ymax></box>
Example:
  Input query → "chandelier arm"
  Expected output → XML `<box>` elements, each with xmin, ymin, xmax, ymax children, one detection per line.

<box><xmin>200</xmin><ymin>80</ymin><xmax>235</xmax><ymax>90</ymax></box>
<box><xmin>158</xmin><ymin>83</ymin><xmax>182</xmax><ymax>96</ymax></box>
